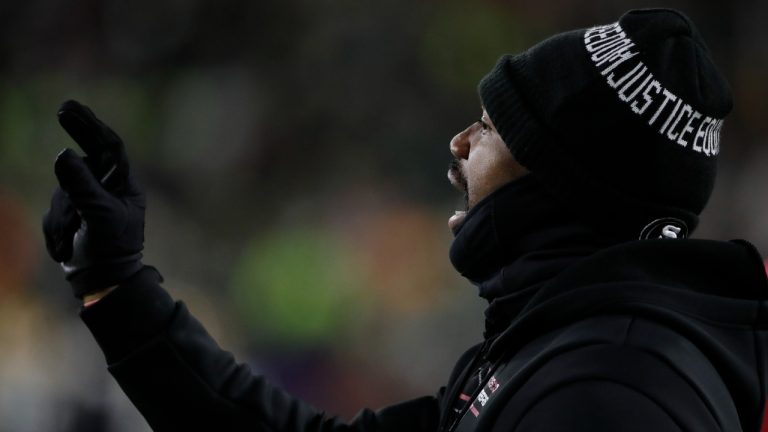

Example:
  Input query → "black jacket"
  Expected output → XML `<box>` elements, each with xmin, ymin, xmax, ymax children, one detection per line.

<box><xmin>81</xmin><ymin>237</ymin><xmax>768</xmax><ymax>431</ymax></box>
<box><xmin>80</xmin><ymin>180</ymin><xmax>768</xmax><ymax>431</ymax></box>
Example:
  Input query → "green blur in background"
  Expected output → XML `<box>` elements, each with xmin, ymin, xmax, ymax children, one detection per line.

<box><xmin>0</xmin><ymin>0</ymin><xmax>766</xmax><ymax>431</ymax></box>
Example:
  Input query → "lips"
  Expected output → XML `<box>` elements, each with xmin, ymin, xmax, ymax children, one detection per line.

<box><xmin>448</xmin><ymin>210</ymin><xmax>467</xmax><ymax>230</ymax></box>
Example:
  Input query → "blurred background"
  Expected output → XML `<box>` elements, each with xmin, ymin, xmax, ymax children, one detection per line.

<box><xmin>0</xmin><ymin>0</ymin><xmax>766</xmax><ymax>430</ymax></box>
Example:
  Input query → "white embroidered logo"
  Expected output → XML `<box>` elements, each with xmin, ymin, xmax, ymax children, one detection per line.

<box><xmin>584</xmin><ymin>22</ymin><xmax>724</xmax><ymax>156</ymax></box>
<box><xmin>661</xmin><ymin>225</ymin><xmax>682</xmax><ymax>239</ymax></box>
<box><xmin>477</xmin><ymin>390</ymin><xmax>489</xmax><ymax>406</ymax></box>
<box><xmin>639</xmin><ymin>217</ymin><xmax>688</xmax><ymax>240</ymax></box>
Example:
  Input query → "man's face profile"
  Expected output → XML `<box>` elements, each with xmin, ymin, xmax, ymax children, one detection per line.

<box><xmin>447</xmin><ymin>108</ymin><xmax>529</xmax><ymax>231</ymax></box>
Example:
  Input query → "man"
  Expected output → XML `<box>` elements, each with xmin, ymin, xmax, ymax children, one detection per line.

<box><xmin>43</xmin><ymin>8</ymin><xmax>768</xmax><ymax>432</ymax></box>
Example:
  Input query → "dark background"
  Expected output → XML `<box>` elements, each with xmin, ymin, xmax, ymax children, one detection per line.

<box><xmin>0</xmin><ymin>1</ymin><xmax>766</xmax><ymax>430</ymax></box>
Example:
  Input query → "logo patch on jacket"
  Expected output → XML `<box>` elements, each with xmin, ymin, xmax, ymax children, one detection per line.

<box><xmin>639</xmin><ymin>217</ymin><xmax>689</xmax><ymax>240</ymax></box>
<box><xmin>468</xmin><ymin>375</ymin><xmax>502</xmax><ymax>417</ymax></box>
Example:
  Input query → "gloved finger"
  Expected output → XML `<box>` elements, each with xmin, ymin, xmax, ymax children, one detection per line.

<box><xmin>54</xmin><ymin>148</ymin><xmax>112</xmax><ymax>209</ymax></box>
<box><xmin>57</xmin><ymin>100</ymin><xmax>130</xmax><ymax>187</ymax></box>
<box><xmin>42</xmin><ymin>187</ymin><xmax>81</xmax><ymax>262</ymax></box>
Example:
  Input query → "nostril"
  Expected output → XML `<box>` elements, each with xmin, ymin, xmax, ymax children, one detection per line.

<box><xmin>450</xmin><ymin>132</ymin><xmax>470</xmax><ymax>159</ymax></box>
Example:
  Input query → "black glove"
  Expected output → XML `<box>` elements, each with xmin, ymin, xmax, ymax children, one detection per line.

<box><xmin>43</xmin><ymin>100</ymin><xmax>145</xmax><ymax>298</ymax></box>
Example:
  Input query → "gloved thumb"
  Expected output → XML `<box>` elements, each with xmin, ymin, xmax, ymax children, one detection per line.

<box><xmin>42</xmin><ymin>188</ymin><xmax>81</xmax><ymax>262</ymax></box>
<box><xmin>54</xmin><ymin>148</ymin><xmax>111</xmax><ymax>209</ymax></box>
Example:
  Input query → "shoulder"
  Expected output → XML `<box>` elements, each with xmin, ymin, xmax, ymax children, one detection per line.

<box><xmin>488</xmin><ymin>315</ymin><xmax>727</xmax><ymax>431</ymax></box>
<box><xmin>511</xmin><ymin>379</ymin><xmax>685</xmax><ymax>431</ymax></box>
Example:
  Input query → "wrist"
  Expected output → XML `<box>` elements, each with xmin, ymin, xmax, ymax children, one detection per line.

<box><xmin>83</xmin><ymin>286</ymin><xmax>117</xmax><ymax>307</ymax></box>
<box><xmin>67</xmin><ymin>258</ymin><xmax>144</xmax><ymax>299</ymax></box>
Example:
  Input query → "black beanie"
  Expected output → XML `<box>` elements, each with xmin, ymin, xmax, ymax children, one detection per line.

<box><xmin>478</xmin><ymin>8</ymin><xmax>732</xmax><ymax>240</ymax></box>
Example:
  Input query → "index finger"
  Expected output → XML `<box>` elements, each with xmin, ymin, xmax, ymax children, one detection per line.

<box><xmin>57</xmin><ymin>100</ymin><xmax>123</xmax><ymax>159</ymax></box>
<box><xmin>57</xmin><ymin>100</ymin><xmax>129</xmax><ymax>188</ymax></box>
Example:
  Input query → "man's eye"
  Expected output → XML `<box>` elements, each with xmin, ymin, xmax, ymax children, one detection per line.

<box><xmin>477</xmin><ymin>119</ymin><xmax>489</xmax><ymax>131</ymax></box>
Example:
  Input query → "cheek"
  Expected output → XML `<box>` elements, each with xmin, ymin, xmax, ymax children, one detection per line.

<box><xmin>465</xmin><ymin>140</ymin><xmax>519</xmax><ymax>205</ymax></box>
<box><xmin>466</xmin><ymin>149</ymin><xmax>495</xmax><ymax>187</ymax></box>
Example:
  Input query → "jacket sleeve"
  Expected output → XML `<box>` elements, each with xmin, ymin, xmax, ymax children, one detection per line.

<box><xmin>80</xmin><ymin>267</ymin><xmax>441</xmax><ymax>432</ymax></box>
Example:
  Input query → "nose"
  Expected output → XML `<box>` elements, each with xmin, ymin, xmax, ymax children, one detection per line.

<box><xmin>450</xmin><ymin>125</ymin><xmax>471</xmax><ymax>160</ymax></box>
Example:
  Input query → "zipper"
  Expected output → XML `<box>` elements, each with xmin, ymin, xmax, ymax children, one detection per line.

<box><xmin>441</xmin><ymin>339</ymin><xmax>494</xmax><ymax>432</ymax></box>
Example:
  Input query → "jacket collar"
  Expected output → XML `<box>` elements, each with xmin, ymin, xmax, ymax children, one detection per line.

<box><xmin>449</xmin><ymin>175</ymin><xmax>618</xmax><ymax>338</ymax></box>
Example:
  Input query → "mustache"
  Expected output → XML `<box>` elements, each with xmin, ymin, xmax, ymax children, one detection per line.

<box><xmin>449</xmin><ymin>158</ymin><xmax>469</xmax><ymax>208</ymax></box>
<box><xmin>449</xmin><ymin>159</ymin><xmax>467</xmax><ymax>189</ymax></box>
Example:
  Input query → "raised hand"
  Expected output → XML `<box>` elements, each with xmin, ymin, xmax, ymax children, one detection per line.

<box><xmin>43</xmin><ymin>100</ymin><xmax>146</xmax><ymax>298</ymax></box>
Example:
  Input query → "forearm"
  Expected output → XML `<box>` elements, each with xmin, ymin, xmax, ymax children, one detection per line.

<box><xmin>80</xmin><ymin>267</ymin><xmax>440</xmax><ymax>431</ymax></box>
<box><xmin>80</xmin><ymin>267</ymin><xmax>326</xmax><ymax>430</ymax></box>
